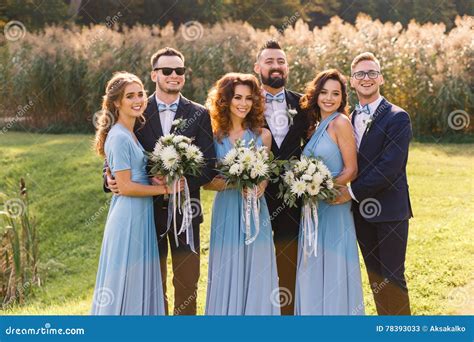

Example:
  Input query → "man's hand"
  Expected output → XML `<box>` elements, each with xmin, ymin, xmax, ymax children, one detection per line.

<box><xmin>106</xmin><ymin>167</ymin><xmax>120</xmax><ymax>195</ymax></box>
<box><xmin>331</xmin><ymin>185</ymin><xmax>352</xmax><ymax>205</ymax></box>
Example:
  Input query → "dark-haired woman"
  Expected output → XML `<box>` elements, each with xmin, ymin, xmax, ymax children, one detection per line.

<box><xmin>295</xmin><ymin>69</ymin><xmax>364</xmax><ymax>315</ymax></box>
<box><xmin>204</xmin><ymin>73</ymin><xmax>279</xmax><ymax>315</ymax></box>
<box><xmin>91</xmin><ymin>72</ymin><xmax>181</xmax><ymax>315</ymax></box>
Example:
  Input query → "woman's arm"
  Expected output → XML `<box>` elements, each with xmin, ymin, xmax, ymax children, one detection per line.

<box><xmin>332</xmin><ymin>115</ymin><xmax>358</xmax><ymax>186</ymax></box>
<box><xmin>114</xmin><ymin>170</ymin><xmax>184</xmax><ymax>196</ymax></box>
<box><xmin>203</xmin><ymin>175</ymin><xmax>231</xmax><ymax>192</ymax></box>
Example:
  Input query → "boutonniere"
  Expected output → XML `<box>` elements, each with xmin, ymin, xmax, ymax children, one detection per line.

<box><xmin>287</xmin><ymin>107</ymin><xmax>298</xmax><ymax>127</ymax></box>
<box><xmin>364</xmin><ymin>116</ymin><xmax>374</xmax><ymax>136</ymax></box>
<box><xmin>172</xmin><ymin>118</ymin><xmax>187</xmax><ymax>131</ymax></box>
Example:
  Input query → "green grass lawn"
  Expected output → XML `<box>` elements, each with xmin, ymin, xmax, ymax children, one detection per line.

<box><xmin>0</xmin><ymin>132</ymin><xmax>472</xmax><ymax>315</ymax></box>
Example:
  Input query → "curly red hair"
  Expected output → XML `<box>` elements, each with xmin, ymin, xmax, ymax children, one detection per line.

<box><xmin>206</xmin><ymin>73</ymin><xmax>265</xmax><ymax>142</ymax></box>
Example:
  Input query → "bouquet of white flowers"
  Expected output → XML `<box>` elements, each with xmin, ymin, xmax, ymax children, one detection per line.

<box><xmin>217</xmin><ymin>138</ymin><xmax>280</xmax><ymax>244</ymax></box>
<box><xmin>147</xmin><ymin>134</ymin><xmax>204</xmax><ymax>253</ymax></box>
<box><xmin>279</xmin><ymin>155</ymin><xmax>338</xmax><ymax>260</ymax></box>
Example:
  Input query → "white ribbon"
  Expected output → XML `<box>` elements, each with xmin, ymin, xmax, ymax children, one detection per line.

<box><xmin>163</xmin><ymin>177</ymin><xmax>196</xmax><ymax>253</ymax></box>
<box><xmin>242</xmin><ymin>185</ymin><xmax>260</xmax><ymax>245</ymax></box>
<box><xmin>302</xmin><ymin>201</ymin><xmax>319</xmax><ymax>265</ymax></box>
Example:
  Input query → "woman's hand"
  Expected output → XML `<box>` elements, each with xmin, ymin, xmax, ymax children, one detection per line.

<box><xmin>242</xmin><ymin>180</ymin><xmax>268</xmax><ymax>199</ymax></box>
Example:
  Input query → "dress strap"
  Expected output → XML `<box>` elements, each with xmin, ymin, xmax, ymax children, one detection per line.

<box><xmin>311</xmin><ymin>112</ymin><xmax>340</xmax><ymax>147</ymax></box>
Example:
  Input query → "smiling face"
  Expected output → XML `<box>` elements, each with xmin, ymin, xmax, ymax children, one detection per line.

<box><xmin>115</xmin><ymin>82</ymin><xmax>147</xmax><ymax>119</ymax></box>
<box><xmin>230</xmin><ymin>84</ymin><xmax>253</xmax><ymax>120</ymax></box>
<box><xmin>151</xmin><ymin>55</ymin><xmax>185</xmax><ymax>94</ymax></box>
<box><xmin>254</xmin><ymin>48</ymin><xmax>289</xmax><ymax>89</ymax></box>
<box><xmin>350</xmin><ymin>60</ymin><xmax>384</xmax><ymax>103</ymax></box>
<box><xmin>317</xmin><ymin>79</ymin><xmax>343</xmax><ymax>117</ymax></box>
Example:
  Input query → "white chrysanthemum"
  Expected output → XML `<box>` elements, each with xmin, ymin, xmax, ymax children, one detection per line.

<box><xmin>240</xmin><ymin>149</ymin><xmax>256</xmax><ymax>165</ymax></box>
<box><xmin>307</xmin><ymin>182</ymin><xmax>321</xmax><ymax>196</ymax></box>
<box><xmin>162</xmin><ymin>134</ymin><xmax>174</xmax><ymax>143</ymax></box>
<box><xmin>229</xmin><ymin>163</ymin><xmax>242</xmax><ymax>176</ymax></box>
<box><xmin>250</xmin><ymin>169</ymin><xmax>258</xmax><ymax>179</ymax></box>
<box><xmin>312</xmin><ymin>172</ymin><xmax>324</xmax><ymax>186</ymax></box>
<box><xmin>253</xmin><ymin>160</ymin><xmax>269</xmax><ymax>177</ymax></box>
<box><xmin>296</xmin><ymin>158</ymin><xmax>309</xmax><ymax>172</ymax></box>
<box><xmin>178</xmin><ymin>142</ymin><xmax>189</xmax><ymax>149</ymax></box>
<box><xmin>161</xmin><ymin>146</ymin><xmax>180</xmax><ymax>170</ymax></box>
<box><xmin>283</xmin><ymin>171</ymin><xmax>295</xmax><ymax>184</ymax></box>
<box><xmin>318</xmin><ymin>162</ymin><xmax>331</xmax><ymax>177</ymax></box>
<box><xmin>290</xmin><ymin>180</ymin><xmax>307</xmax><ymax>196</ymax></box>
<box><xmin>326</xmin><ymin>178</ymin><xmax>334</xmax><ymax>189</ymax></box>
<box><xmin>302</xmin><ymin>174</ymin><xmax>313</xmax><ymax>182</ymax></box>
<box><xmin>223</xmin><ymin>148</ymin><xmax>238</xmax><ymax>165</ymax></box>
<box><xmin>151</xmin><ymin>142</ymin><xmax>163</xmax><ymax>161</ymax></box>
<box><xmin>172</xmin><ymin>135</ymin><xmax>185</xmax><ymax>144</ymax></box>
<box><xmin>306</xmin><ymin>163</ymin><xmax>316</xmax><ymax>175</ymax></box>
<box><xmin>257</xmin><ymin>147</ymin><xmax>269</xmax><ymax>160</ymax></box>
<box><xmin>186</xmin><ymin>145</ymin><xmax>203</xmax><ymax>162</ymax></box>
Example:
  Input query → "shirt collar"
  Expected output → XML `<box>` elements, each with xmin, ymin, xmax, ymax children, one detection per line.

<box><xmin>155</xmin><ymin>94</ymin><xmax>180</xmax><ymax>107</ymax></box>
<box><xmin>262</xmin><ymin>88</ymin><xmax>285</xmax><ymax>99</ymax></box>
<box><xmin>358</xmin><ymin>96</ymin><xmax>383</xmax><ymax>115</ymax></box>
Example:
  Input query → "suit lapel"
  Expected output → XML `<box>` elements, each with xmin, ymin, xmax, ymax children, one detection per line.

<box><xmin>278</xmin><ymin>89</ymin><xmax>300</xmax><ymax>151</ymax></box>
<box><xmin>359</xmin><ymin>98</ymin><xmax>390</xmax><ymax>151</ymax></box>
<box><xmin>146</xmin><ymin>94</ymin><xmax>164</xmax><ymax>138</ymax></box>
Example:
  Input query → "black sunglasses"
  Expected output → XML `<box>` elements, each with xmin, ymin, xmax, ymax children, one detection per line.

<box><xmin>153</xmin><ymin>67</ymin><xmax>186</xmax><ymax>76</ymax></box>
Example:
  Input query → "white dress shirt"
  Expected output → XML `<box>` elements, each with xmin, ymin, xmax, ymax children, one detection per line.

<box><xmin>349</xmin><ymin>96</ymin><xmax>383</xmax><ymax>201</ymax></box>
<box><xmin>156</xmin><ymin>95</ymin><xmax>180</xmax><ymax>136</ymax></box>
<box><xmin>263</xmin><ymin>89</ymin><xmax>289</xmax><ymax>148</ymax></box>
<box><xmin>353</xmin><ymin>96</ymin><xmax>383</xmax><ymax>149</ymax></box>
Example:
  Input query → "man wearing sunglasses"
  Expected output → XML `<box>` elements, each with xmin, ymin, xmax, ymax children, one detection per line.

<box><xmin>334</xmin><ymin>52</ymin><xmax>413</xmax><ymax>315</ymax></box>
<box><xmin>104</xmin><ymin>47</ymin><xmax>216</xmax><ymax>315</ymax></box>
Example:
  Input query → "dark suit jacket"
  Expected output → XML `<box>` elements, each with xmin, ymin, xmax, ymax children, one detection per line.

<box><xmin>264</xmin><ymin>89</ymin><xmax>309</xmax><ymax>227</ymax></box>
<box><xmin>351</xmin><ymin>98</ymin><xmax>413</xmax><ymax>222</ymax></box>
<box><xmin>104</xmin><ymin>94</ymin><xmax>217</xmax><ymax>226</ymax></box>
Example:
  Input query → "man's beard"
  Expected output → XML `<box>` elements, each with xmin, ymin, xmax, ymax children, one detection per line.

<box><xmin>260</xmin><ymin>70</ymin><xmax>286</xmax><ymax>88</ymax></box>
<box><xmin>158</xmin><ymin>80</ymin><xmax>181</xmax><ymax>94</ymax></box>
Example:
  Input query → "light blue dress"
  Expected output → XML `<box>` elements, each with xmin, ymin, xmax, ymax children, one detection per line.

<box><xmin>295</xmin><ymin>112</ymin><xmax>365</xmax><ymax>315</ymax></box>
<box><xmin>205</xmin><ymin>130</ymin><xmax>280</xmax><ymax>315</ymax></box>
<box><xmin>91</xmin><ymin>123</ymin><xmax>165</xmax><ymax>315</ymax></box>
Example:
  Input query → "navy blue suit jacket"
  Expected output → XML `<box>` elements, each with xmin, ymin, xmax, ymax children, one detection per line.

<box><xmin>351</xmin><ymin>98</ymin><xmax>413</xmax><ymax>223</ymax></box>
<box><xmin>104</xmin><ymin>94</ymin><xmax>217</xmax><ymax>225</ymax></box>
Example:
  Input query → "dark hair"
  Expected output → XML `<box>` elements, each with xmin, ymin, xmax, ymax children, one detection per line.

<box><xmin>150</xmin><ymin>47</ymin><xmax>185</xmax><ymax>69</ymax></box>
<box><xmin>206</xmin><ymin>73</ymin><xmax>265</xmax><ymax>142</ymax></box>
<box><xmin>256</xmin><ymin>39</ymin><xmax>282</xmax><ymax>61</ymax></box>
<box><xmin>300</xmin><ymin>69</ymin><xmax>349</xmax><ymax>137</ymax></box>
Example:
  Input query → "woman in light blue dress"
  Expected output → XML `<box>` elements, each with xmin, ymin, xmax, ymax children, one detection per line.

<box><xmin>204</xmin><ymin>73</ymin><xmax>279</xmax><ymax>315</ymax></box>
<box><xmin>91</xmin><ymin>72</ymin><xmax>177</xmax><ymax>315</ymax></box>
<box><xmin>295</xmin><ymin>69</ymin><xmax>364</xmax><ymax>315</ymax></box>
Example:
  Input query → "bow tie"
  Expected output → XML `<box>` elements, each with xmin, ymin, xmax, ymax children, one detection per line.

<box><xmin>158</xmin><ymin>103</ymin><xmax>178</xmax><ymax>113</ymax></box>
<box><xmin>265</xmin><ymin>93</ymin><xmax>285</xmax><ymax>103</ymax></box>
<box><xmin>355</xmin><ymin>104</ymin><xmax>370</xmax><ymax>115</ymax></box>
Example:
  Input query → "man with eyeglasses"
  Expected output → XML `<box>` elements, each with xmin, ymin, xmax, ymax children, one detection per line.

<box><xmin>334</xmin><ymin>52</ymin><xmax>413</xmax><ymax>315</ymax></box>
<box><xmin>104</xmin><ymin>47</ymin><xmax>216</xmax><ymax>315</ymax></box>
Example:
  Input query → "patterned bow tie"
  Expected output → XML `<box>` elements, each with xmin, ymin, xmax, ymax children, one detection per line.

<box><xmin>265</xmin><ymin>92</ymin><xmax>285</xmax><ymax>103</ymax></box>
<box><xmin>355</xmin><ymin>103</ymin><xmax>370</xmax><ymax>115</ymax></box>
<box><xmin>158</xmin><ymin>103</ymin><xmax>178</xmax><ymax>113</ymax></box>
